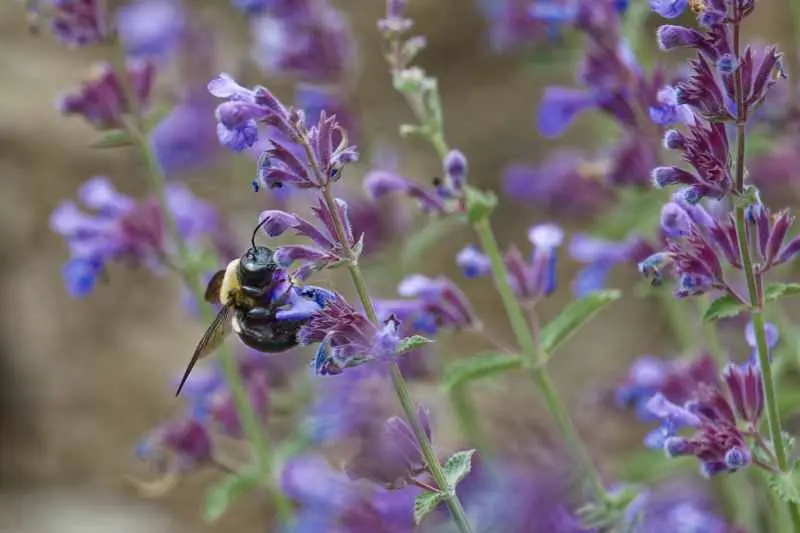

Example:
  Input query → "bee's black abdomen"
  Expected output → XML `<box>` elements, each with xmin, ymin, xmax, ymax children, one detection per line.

<box><xmin>236</xmin><ymin>311</ymin><xmax>303</xmax><ymax>353</ymax></box>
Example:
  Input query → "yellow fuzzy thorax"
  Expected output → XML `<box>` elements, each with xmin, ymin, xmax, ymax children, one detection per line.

<box><xmin>219</xmin><ymin>259</ymin><xmax>241</xmax><ymax>305</ymax></box>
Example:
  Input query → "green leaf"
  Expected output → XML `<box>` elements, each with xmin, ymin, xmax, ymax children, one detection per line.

<box><xmin>464</xmin><ymin>185</ymin><xmax>497</xmax><ymax>223</ymax></box>
<box><xmin>439</xmin><ymin>352</ymin><xmax>523</xmax><ymax>393</ymax></box>
<box><xmin>400</xmin><ymin>216</ymin><xmax>463</xmax><ymax>270</ymax></box>
<box><xmin>203</xmin><ymin>471</ymin><xmax>258</xmax><ymax>523</ymax></box>
<box><xmin>768</xmin><ymin>469</ymin><xmax>800</xmax><ymax>504</ymax></box>
<box><xmin>443</xmin><ymin>449</ymin><xmax>475</xmax><ymax>488</ymax></box>
<box><xmin>397</xmin><ymin>335</ymin><xmax>433</xmax><ymax>354</ymax></box>
<box><xmin>540</xmin><ymin>290</ymin><xmax>622</xmax><ymax>355</ymax></box>
<box><xmin>765</xmin><ymin>283</ymin><xmax>800</xmax><ymax>302</ymax></box>
<box><xmin>90</xmin><ymin>129</ymin><xmax>134</xmax><ymax>149</ymax></box>
<box><xmin>702</xmin><ymin>294</ymin><xmax>748</xmax><ymax>322</ymax></box>
<box><xmin>414</xmin><ymin>491</ymin><xmax>445</xmax><ymax>525</ymax></box>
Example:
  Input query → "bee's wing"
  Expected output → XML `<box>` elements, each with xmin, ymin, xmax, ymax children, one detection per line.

<box><xmin>204</xmin><ymin>269</ymin><xmax>226</xmax><ymax>304</ymax></box>
<box><xmin>175</xmin><ymin>305</ymin><xmax>232</xmax><ymax>396</ymax></box>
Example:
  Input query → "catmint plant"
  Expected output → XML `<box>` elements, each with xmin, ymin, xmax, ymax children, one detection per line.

<box><xmin>33</xmin><ymin>0</ymin><xmax>800</xmax><ymax>531</ymax></box>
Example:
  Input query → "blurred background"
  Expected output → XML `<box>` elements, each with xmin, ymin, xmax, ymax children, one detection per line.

<box><xmin>1</xmin><ymin>0</ymin><xmax>799</xmax><ymax>531</ymax></box>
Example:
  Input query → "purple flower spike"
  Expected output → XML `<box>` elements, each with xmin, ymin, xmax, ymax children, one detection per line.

<box><xmin>57</xmin><ymin>60</ymin><xmax>155</xmax><ymax>130</ymax></box>
<box><xmin>537</xmin><ymin>87</ymin><xmax>596</xmax><ymax>138</ymax></box>
<box><xmin>723</xmin><ymin>363</ymin><xmax>764</xmax><ymax>425</ymax></box>
<box><xmin>457</xmin><ymin>245</ymin><xmax>491</xmax><ymax>279</ymax></box>
<box><xmin>116</xmin><ymin>0</ymin><xmax>186</xmax><ymax>59</ymax></box>
<box><xmin>345</xmin><ymin>406</ymin><xmax>432</xmax><ymax>489</ymax></box>
<box><xmin>299</xmin><ymin>293</ymin><xmax>403</xmax><ymax>375</ymax></box>
<box><xmin>745</xmin><ymin>207</ymin><xmax>800</xmax><ymax>270</ymax></box>
<box><xmin>648</xmin><ymin>0</ymin><xmax>688</xmax><ymax>18</ymax></box>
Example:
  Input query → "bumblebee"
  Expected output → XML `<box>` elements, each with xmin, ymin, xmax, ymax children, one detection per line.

<box><xmin>175</xmin><ymin>224</ymin><xmax>325</xmax><ymax>395</ymax></box>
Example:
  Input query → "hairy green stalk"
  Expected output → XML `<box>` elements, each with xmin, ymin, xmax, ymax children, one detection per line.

<box><xmin>318</xmin><ymin>186</ymin><xmax>475</xmax><ymax>533</ymax></box>
<box><xmin>472</xmin><ymin>219</ymin><xmax>608</xmax><ymax>502</ymax></box>
<box><xmin>729</xmin><ymin>15</ymin><xmax>800</xmax><ymax>531</ymax></box>
<box><xmin>112</xmin><ymin>41</ymin><xmax>291</xmax><ymax>520</ymax></box>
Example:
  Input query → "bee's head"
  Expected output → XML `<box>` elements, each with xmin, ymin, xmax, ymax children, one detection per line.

<box><xmin>238</xmin><ymin>245</ymin><xmax>277</xmax><ymax>286</ymax></box>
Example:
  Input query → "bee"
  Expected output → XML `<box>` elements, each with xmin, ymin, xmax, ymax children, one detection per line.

<box><xmin>175</xmin><ymin>221</ymin><xmax>322</xmax><ymax>396</ymax></box>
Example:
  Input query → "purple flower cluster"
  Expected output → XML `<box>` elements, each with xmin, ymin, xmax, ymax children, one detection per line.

<box><xmin>649</xmin><ymin>0</ymin><xmax>785</xmax><ymax>204</ymax></box>
<box><xmin>57</xmin><ymin>59</ymin><xmax>155</xmax><ymax>130</ymax></box>
<box><xmin>365</xmin><ymin>149</ymin><xmax>470</xmax><ymax>217</ymax></box>
<box><xmin>457</xmin><ymin>223</ymin><xmax>565</xmax><ymax>305</ymax></box>
<box><xmin>137</xmin><ymin>348</ymin><xmax>279</xmax><ymax>474</ymax></box>
<box><xmin>50</xmin><ymin>177</ymin><xmax>235</xmax><ymax>297</ymax></box>
<box><xmin>29</xmin><ymin>0</ymin><xmax>108</xmax><ymax>47</ymax></box>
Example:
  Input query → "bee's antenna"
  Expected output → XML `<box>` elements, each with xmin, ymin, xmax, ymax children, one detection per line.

<box><xmin>251</xmin><ymin>216</ymin><xmax>270</xmax><ymax>249</ymax></box>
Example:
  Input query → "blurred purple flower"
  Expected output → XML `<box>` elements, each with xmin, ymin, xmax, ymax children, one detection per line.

<box><xmin>57</xmin><ymin>59</ymin><xmax>155</xmax><ymax>130</ymax></box>
<box><xmin>249</xmin><ymin>4</ymin><xmax>355</xmax><ymax>83</ymax></box>
<box><xmin>345</xmin><ymin>406</ymin><xmax>432</xmax><ymax>489</ymax></box>
<box><xmin>149</xmin><ymin>96</ymin><xmax>221</xmax><ymax>177</ymax></box>
<box><xmin>616</xmin><ymin>351</ymin><xmax>718</xmax><ymax>442</ymax></box>
<box><xmin>456</xmin><ymin>245</ymin><xmax>492</xmax><ymax>279</ymax></box>
<box><xmin>648</xmin><ymin>0</ymin><xmax>688</xmax><ymax>18</ymax></box>
<box><xmin>281</xmin><ymin>453</ymin><xmax>418</xmax><ymax>532</ymax></box>
<box><xmin>296</xmin><ymin>84</ymin><xmax>359</xmax><ymax>144</ymax></box>
<box><xmin>298</xmin><ymin>292</ymin><xmax>404</xmax><ymax>375</ymax></box>
<box><xmin>41</xmin><ymin>0</ymin><xmax>108</xmax><ymax>47</ymax></box>
<box><xmin>364</xmin><ymin>150</ymin><xmax>470</xmax><ymax>217</ymax></box>
<box><xmin>538</xmin><ymin>87</ymin><xmax>596</xmax><ymax>138</ymax></box>
<box><xmin>639</xmin><ymin>480</ymin><xmax>732</xmax><ymax>533</ymax></box>
<box><xmin>502</xmin><ymin>151</ymin><xmax>612</xmax><ymax>217</ymax></box>
<box><xmin>136</xmin><ymin>419</ymin><xmax>212</xmax><ymax>473</ymax></box>
<box><xmin>50</xmin><ymin>177</ymin><xmax>235</xmax><ymax>297</ymax></box>
<box><xmin>476</xmin><ymin>0</ymin><xmax>564</xmax><ymax>51</ymax></box>
<box><xmin>116</xmin><ymin>0</ymin><xmax>186</xmax><ymax>59</ymax></box>
<box><xmin>744</xmin><ymin>320</ymin><xmax>779</xmax><ymax>364</ymax></box>
<box><xmin>387</xmin><ymin>274</ymin><xmax>479</xmax><ymax>333</ymax></box>
<box><xmin>343</xmin><ymin>191</ymin><xmax>411</xmax><ymax>258</ymax></box>
<box><xmin>570</xmin><ymin>233</ymin><xmax>655</xmax><ymax>296</ymax></box>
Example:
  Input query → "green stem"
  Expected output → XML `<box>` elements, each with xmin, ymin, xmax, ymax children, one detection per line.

<box><xmin>473</xmin><ymin>218</ymin><xmax>608</xmax><ymax>502</ymax></box>
<box><xmin>729</xmin><ymin>13</ymin><xmax>800</xmax><ymax>529</ymax></box>
<box><xmin>125</xmin><ymin>124</ymin><xmax>292</xmax><ymax>522</ymax></box>
<box><xmin>318</xmin><ymin>186</ymin><xmax>473</xmax><ymax>533</ymax></box>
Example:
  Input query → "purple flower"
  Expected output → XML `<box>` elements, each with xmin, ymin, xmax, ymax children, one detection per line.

<box><xmin>649</xmin><ymin>85</ymin><xmax>695</xmax><ymax>126</ymax></box>
<box><xmin>648</xmin><ymin>0</ymin><xmax>687</xmax><ymax>18</ymax></box>
<box><xmin>723</xmin><ymin>363</ymin><xmax>764</xmax><ymax>425</ymax></box>
<box><xmin>744</xmin><ymin>319</ymin><xmax>779</xmax><ymax>364</ymax></box>
<box><xmin>57</xmin><ymin>59</ymin><xmax>155</xmax><ymax>130</ymax></box>
<box><xmin>136</xmin><ymin>418</ymin><xmax>212</xmax><ymax>473</ymax></box>
<box><xmin>281</xmin><ymin>453</ymin><xmax>418</xmax><ymax>531</ymax></box>
<box><xmin>502</xmin><ymin>151</ymin><xmax>612</xmax><ymax>217</ymax></box>
<box><xmin>394</xmin><ymin>274</ymin><xmax>479</xmax><ymax>332</ymax></box>
<box><xmin>617</xmin><ymin>351</ymin><xmax>719</xmax><ymax>422</ymax></box>
<box><xmin>298</xmin><ymin>292</ymin><xmax>404</xmax><ymax>375</ymax></box>
<box><xmin>640</xmin><ymin>207</ymin><xmax>746</xmax><ymax>298</ymax></box>
<box><xmin>257</xmin><ymin>196</ymin><xmax>359</xmax><ymax>270</ymax></box>
<box><xmin>570</xmin><ymin>233</ymin><xmax>654</xmax><ymax>296</ymax></box>
<box><xmin>116</xmin><ymin>0</ymin><xmax>186</xmax><ymax>59</ymax></box>
<box><xmin>42</xmin><ymin>0</ymin><xmax>108</xmax><ymax>47</ymax></box>
<box><xmin>745</xmin><ymin>206</ymin><xmax>800</xmax><ymax>271</ymax></box>
<box><xmin>537</xmin><ymin>87</ymin><xmax>596</xmax><ymax>138</ymax></box>
<box><xmin>456</xmin><ymin>245</ymin><xmax>492</xmax><ymax>279</ymax></box>
<box><xmin>149</xmin><ymin>96</ymin><xmax>220</xmax><ymax>177</ymax></box>
<box><xmin>476</xmin><ymin>0</ymin><xmax>555</xmax><ymax>51</ymax></box>
<box><xmin>295</xmin><ymin>84</ymin><xmax>359</xmax><ymax>144</ymax></box>
<box><xmin>364</xmin><ymin>170</ymin><xmax>457</xmax><ymax>216</ymax></box>
<box><xmin>345</xmin><ymin>406</ymin><xmax>431</xmax><ymax>489</ymax></box>
<box><xmin>50</xmin><ymin>177</ymin><xmax>235</xmax><ymax>297</ymax></box>
<box><xmin>647</xmin><ymin>380</ymin><xmax>754</xmax><ymax>477</ymax></box>
<box><xmin>639</xmin><ymin>480</ymin><xmax>731</xmax><ymax>533</ymax></box>
<box><xmin>249</xmin><ymin>4</ymin><xmax>355</xmax><ymax>83</ymax></box>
